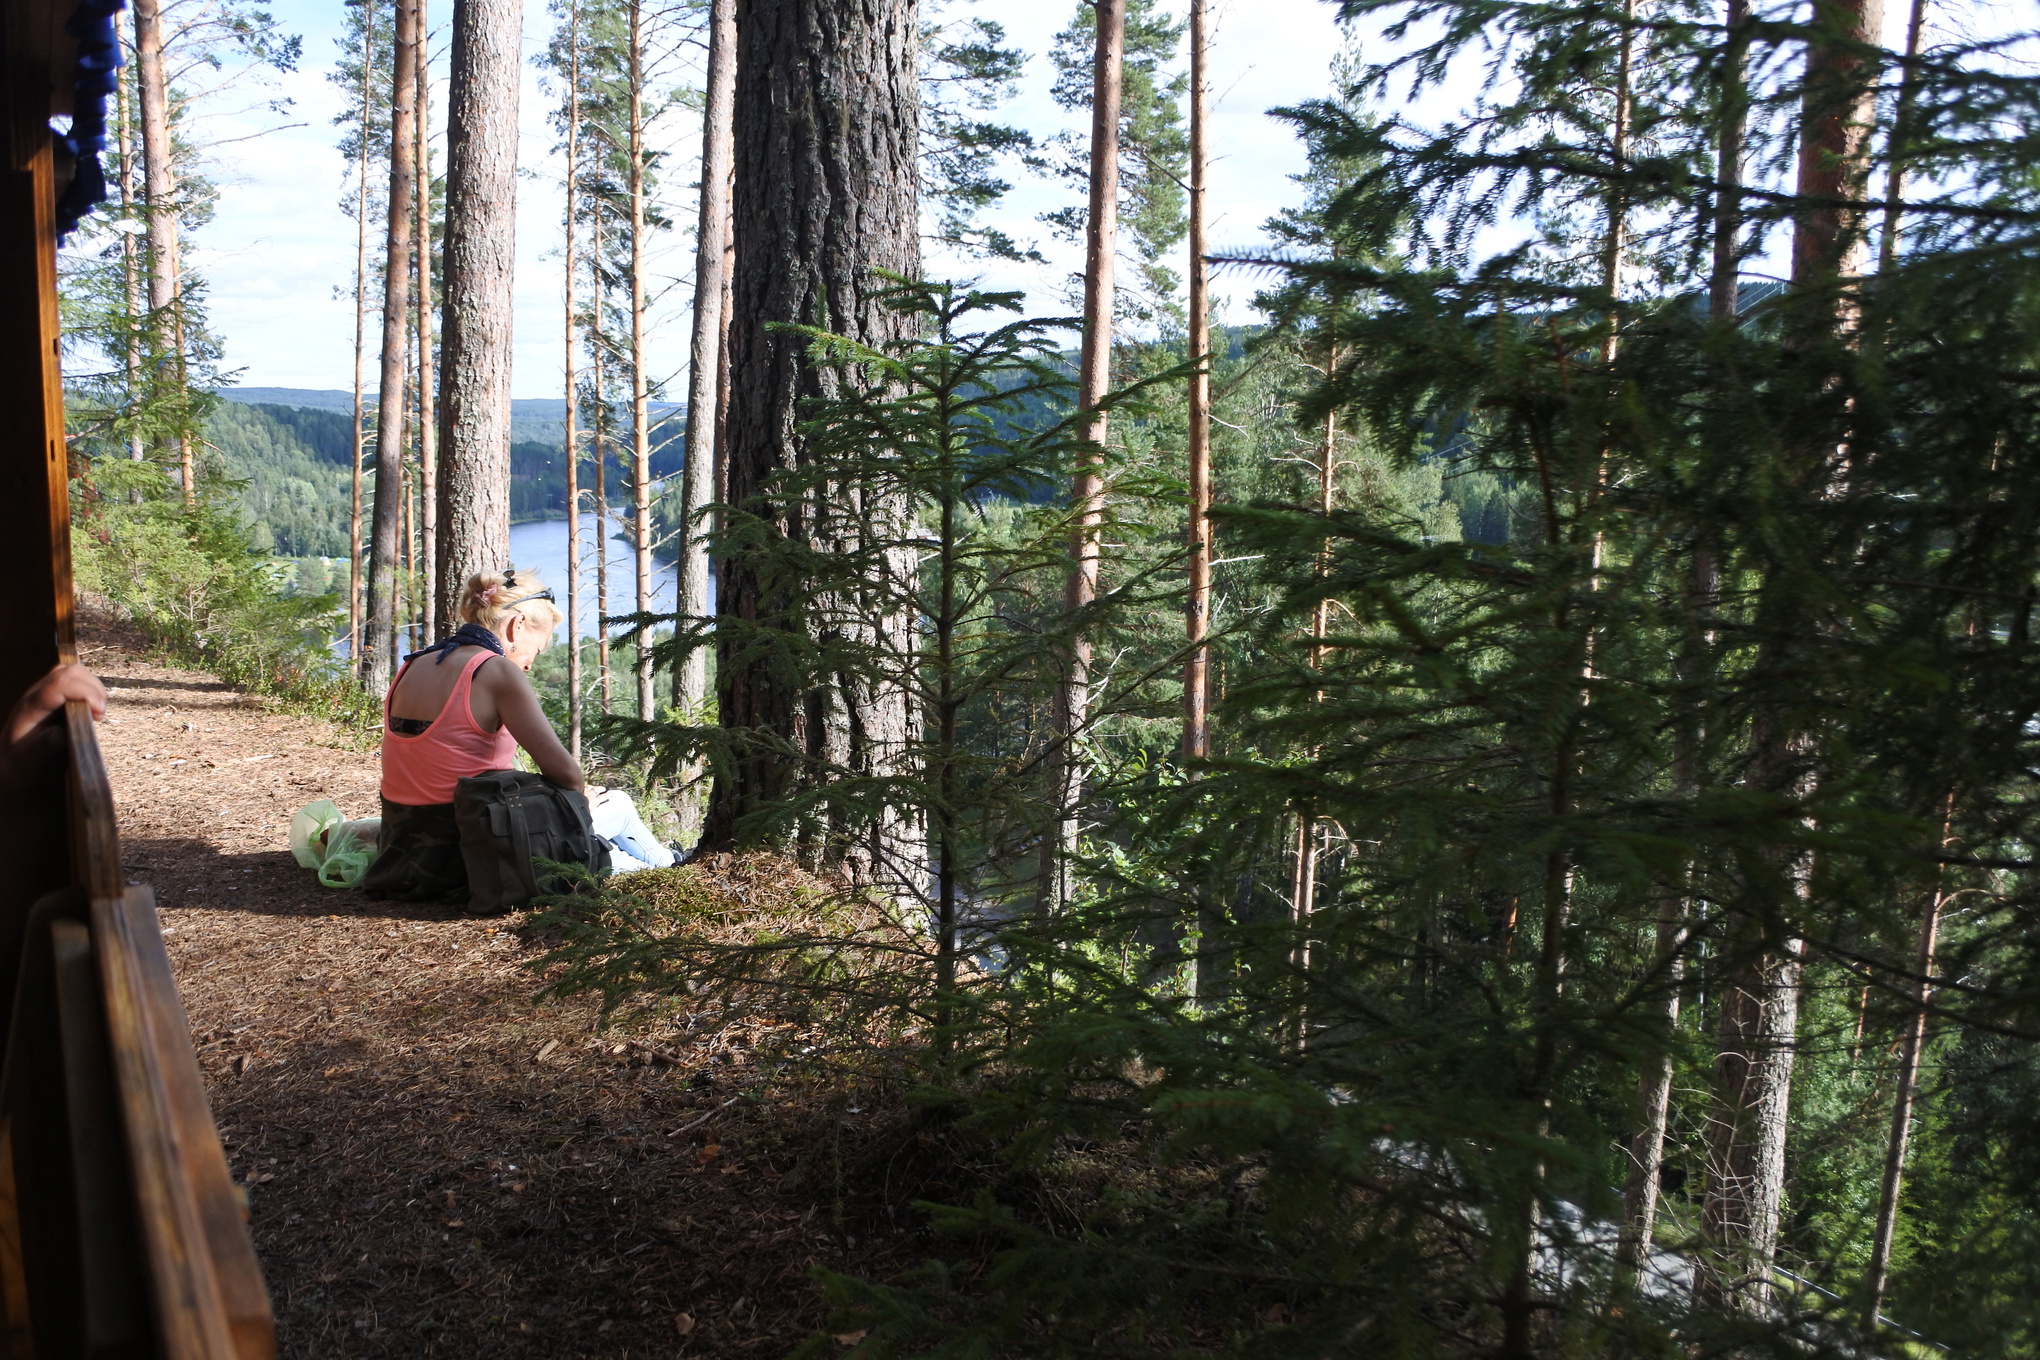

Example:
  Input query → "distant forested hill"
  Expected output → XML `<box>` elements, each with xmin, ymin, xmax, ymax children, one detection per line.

<box><xmin>204</xmin><ymin>390</ymin><xmax>687</xmax><ymax>558</ymax></box>
<box><xmin>205</xmin><ymin>401</ymin><xmax>353</xmax><ymax>557</ymax></box>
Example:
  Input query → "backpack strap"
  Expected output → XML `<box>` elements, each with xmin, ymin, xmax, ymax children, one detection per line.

<box><xmin>503</xmin><ymin>779</ymin><xmax>541</xmax><ymax>900</ymax></box>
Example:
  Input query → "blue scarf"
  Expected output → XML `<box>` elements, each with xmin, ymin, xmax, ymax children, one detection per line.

<box><xmin>403</xmin><ymin>623</ymin><xmax>506</xmax><ymax>666</ymax></box>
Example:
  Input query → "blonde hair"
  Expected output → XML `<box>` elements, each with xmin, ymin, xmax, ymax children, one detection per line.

<box><xmin>458</xmin><ymin>569</ymin><xmax>563</xmax><ymax>639</ymax></box>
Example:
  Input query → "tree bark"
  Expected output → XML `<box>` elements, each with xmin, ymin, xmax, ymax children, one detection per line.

<box><xmin>1876</xmin><ymin>0</ymin><xmax>1929</xmax><ymax>275</ymax></box>
<box><xmin>627</xmin><ymin>0</ymin><xmax>655</xmax><ymax>722</ymax></box>
<box><xmin>705</xmin><ymin>0</ymin><xmax>921</xmax><ymax>885</ymax></box>
<box><xmin>131</xmin><ymin>0</ymin><xmax>189</xmax><ymax>501</ymax></box>
<box><xmin>435</xmin><ymin>0</ymin><xmax>521</xmax><ymax>623</ymax></box>
<box><xmin>593</xmin><ymin>208</ymin><xmax>612</xmax><ymax>714</ymax></box>
<box><xmin>114</xmin><ymin>7</ymin><xmax>146</xmax><ymax>464</ymax></box>
<box><xmin>1864</xmin><ymin>794</ymin><xmax>1953</xmax><ymax>1327</ymax></box>
<box><xmin>415</xmin><ymin>0</ymin><xmax>439</xmax><ymax>643</ymax></box>
<box><xmin>363</xmin><ymin>0</ymin><xmax>419</xmax><ymax>695</ymax></box>
<box><xmin>1700</xmin><ymin>0</ymin><xmax>1881</xmax><ymax>1310</ymax></box>
<box><xmin>1182</xmin><ymin>0</ymin><xmax>1210</xmax><ymax>764</ymax></box>
<box><xmin>675</xmin><ymin>0</ymin><xmax>736</xmax><ymax>836</ymax></box>
<box><xmin>349</xmin><ymin>6</ymin><xmax>374</xmax><ymax>669</ymax></box>
<box><xmin>1791</xmin><ymin>0</ymin><xmax>1884</xmax><ymax>307</ymax></box>
<box><xmin>1039</xmin><ymin>0</ymin><xmax>1123</xmax><ymax>911</ymax></box>
<box><xmin>563</xmin><ymin>0</ymin><xmax>583</xmax><ymax>758</ymax></box>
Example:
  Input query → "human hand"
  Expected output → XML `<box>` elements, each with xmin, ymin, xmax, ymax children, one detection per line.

<box><xmin>7</xmin><ymin>664</ymin><xmax>107</xmax><ymax>748</ymax></box>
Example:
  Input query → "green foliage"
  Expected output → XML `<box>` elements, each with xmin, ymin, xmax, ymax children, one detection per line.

<box><xmin>202</xmin><ymin>401</ymin><xmax>354</xmax><ymax>556</ymax></box>
<box><xmin>921</xmin><ymin>1</ymin><xmax>1041</xmax><ymax>263</ymax></box>
<box><xmin>73</xmin><ymin>457</ymin><xmax>372</xmax><ymax>729</ymax></box>
<box><xmin>1044</xmin><ymin>0</ymin><xmax>1189</xmax><ymax>323</ymax></box>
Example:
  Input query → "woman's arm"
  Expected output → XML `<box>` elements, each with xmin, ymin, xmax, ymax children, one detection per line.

<box><xmin>483</xmin><ymin>660</ymin><xmax>585</xmax><ymax>792</ymax></box>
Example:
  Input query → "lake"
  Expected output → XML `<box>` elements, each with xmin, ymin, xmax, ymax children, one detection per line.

<box><xmin>507</xmin><ymin>514</ymin><xmax>700</xmax><ymax>640</ymax></box>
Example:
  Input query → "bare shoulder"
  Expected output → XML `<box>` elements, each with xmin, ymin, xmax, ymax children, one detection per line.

<box><xmin>475</xmin><ymin>653</ymin><xmax>533</xmax><ymax>694</ymax></box>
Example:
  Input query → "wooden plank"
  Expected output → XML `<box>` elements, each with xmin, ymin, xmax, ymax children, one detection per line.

<box><xmin>65</xmin><ymin>704</ymin><xmax>124</xmax><ymax>903</ymax></box>
<box><xmin>89</xmin><ymin>887</ymin><xmax>238</xmax><ymax>1360</ymax></box>
<box><xmin>50</xmin><ymin>917</ymin><xmax>152</xmax><ymax>1355</ymax></box>
<box><xmin>116</xmin><ymin>889</ymin><xmax>274</xmax><ymax>1360</ymax></box>
<box><xmin>0</xmin><ymin>0</ymin><xmax>74</xmax><ymax>726</ymax></box>
<box><xmin>0</xmin><ymin>1121</ymin><xmax>29</xmax><ymax>1360</ymax></box>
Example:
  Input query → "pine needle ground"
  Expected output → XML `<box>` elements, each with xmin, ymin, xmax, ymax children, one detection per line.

<box><xmin>84</xmin><ymin>605</ymin><xmax>975</xmax><ymax>1358</ymax></box>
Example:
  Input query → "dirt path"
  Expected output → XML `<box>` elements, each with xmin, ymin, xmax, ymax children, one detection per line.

<box><xmin>81</xmin><ymin>611</ymin><xmax>913</xmax><ymax>1358</ymax></box>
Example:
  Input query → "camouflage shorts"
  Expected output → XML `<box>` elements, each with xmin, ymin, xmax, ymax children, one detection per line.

<box><xmin>359</xmin><ymin>798</ymin><xmax>467</xmax><ymax>902</ymax></box>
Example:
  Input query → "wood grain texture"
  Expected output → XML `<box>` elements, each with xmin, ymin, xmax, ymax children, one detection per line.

<box><xmin>92</xmin><ymin>884</ymin><xmax>241</xmax><ymax>1360</ymax></box>
<box><xmin>119</xmin><ymin>888</ymin><xmax>274</xmax><ymax>1359</ymax></box>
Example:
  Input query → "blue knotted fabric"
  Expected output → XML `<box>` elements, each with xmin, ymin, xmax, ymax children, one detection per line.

<box><xmin>404</xmin><ymin>624</ymin><xmax>508</xmax><ymax>667</ymax></box>
<box><xmin>55</xmin><ymin>0</ymin><xmax>127</xmax><ymax>241</ymax></box>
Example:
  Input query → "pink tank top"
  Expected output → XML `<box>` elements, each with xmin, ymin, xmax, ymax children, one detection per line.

<box><xmin>380</xmin><ymin>650</ymin><xmax>519</xmax><ymax>806</ymax></box>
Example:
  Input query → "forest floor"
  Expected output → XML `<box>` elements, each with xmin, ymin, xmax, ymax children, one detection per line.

<box><xmin>80</xmin><ymin>606</ymin><xmax>951</xmax><ymax>1359</ymax></box>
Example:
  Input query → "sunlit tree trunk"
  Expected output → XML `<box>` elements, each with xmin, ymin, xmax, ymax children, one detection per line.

<box><xmin>563</xmin><ymin>0</ymin><xmax>584</xmax><ymax>758</ymax></box>
<box><xmin>1182</xmin><ymin>0</ymin><xmax>1210</xmax><ymax>763</ymax></box>
<box><xmin>132</xmin><ymin>0</ymin><xmax>190</xmax><ymax>502</ymax></box>
<box><xmin>435</xmin><ymin>0</ymin><xmax>521</xmax><ymax>623</ymax></box>
<box><xmin>1039</xmin><ymin>0</ymin><xmax>1123</xmax><ymax>910</ymax></box>
<box><xmin>1701</xmin><ymin>0</ymin><xmax>1881</xmax><ymax>1311</ymax></box>
<box><xmin>627</xmin><ymin>0</ymin><xmax>655</xmax><ymax>722</ymax></box>
<box><xmin>675</xmin><ymin>0</ymin><xmax>735</xmax><ymax>835</ymax></box>
<box><xmin>348</xmin><ymin>7</ymin><xmax>374</xmax><ymax>667</ymax></box>
<box><xmin>593</xmin><ymin>209</ymin><xmax>612</xmax><ymax>714</ymax></box>
<box><xmin>363</xmin><ymin>0</ymin><xmax>419</xmax><ymax>694</ymax></box>
<box><xmin>414</xmin><ymin>0</ymin><xmax>439</xmax><ymax>642</ymax></box>
<box><xmin>114</xmin><ymin>7</ymin><xmax>145</xmax><ymax>465</ymax></box>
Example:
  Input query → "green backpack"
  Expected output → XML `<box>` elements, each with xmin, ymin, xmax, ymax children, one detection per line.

<box><xmin>451</xmin><ymin>771</ymin><xmax>611</xmax><ymax>914</ymax></box>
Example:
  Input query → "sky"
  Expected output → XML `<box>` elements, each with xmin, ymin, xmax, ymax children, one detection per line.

<box><xmin>112</xmin><ymin>0</ymin><xmax>1353</xmax><ymax>400</ymax></box>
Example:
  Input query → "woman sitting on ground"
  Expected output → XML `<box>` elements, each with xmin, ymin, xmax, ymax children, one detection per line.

<box><xmin>361</xmin><ymin>568</ymin><xmax>674</xmax><ymax>901</ymax></box>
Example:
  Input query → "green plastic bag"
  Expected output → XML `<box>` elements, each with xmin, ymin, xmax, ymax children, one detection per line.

<box><xmin>289</xmin><ymin>801</ymin><xmax>379</xmax><ymax>889</ymax></box>
<box><xmin>317</xmin><ymin>824</ymin><xmax>376</xmax><ymax>889</ymax></box>
<box><xmin>289</xmin><ymin>801</ymin><xmax>343</xmax><ymax>869</ymax></box>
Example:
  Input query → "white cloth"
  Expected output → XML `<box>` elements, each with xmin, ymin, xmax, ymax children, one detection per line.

<box><xmin>590</xmin><ymin>787</ymin><xmax>674</xmax><ymax>872</ymax></box>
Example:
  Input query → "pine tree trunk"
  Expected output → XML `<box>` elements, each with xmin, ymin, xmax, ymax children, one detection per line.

<box><xmin>675</xmin><ymin>0</ymin><xmax>735</xmax><ymax>836</ymax></box>
<box><xmin>1863</xmin><ymin>796</ymin><xmax>1950</xmax><ymax>1327</ymax></box>
<box><xmin>1039</xmin><ymin>0</ymin><xmax>1123</xmax><ymax>910</ymax></box>
<box><xmin>113</xmin><ymin>8</ymin><xmax>145</xmax><ymax>464</ymax></box>
<box><xmin>132</xmin><ymin>0</ymin><xmax>187</xmax><ymax>500</ymax></box>
<box><xmin>1182</xmin><ymin>0</ymin><xmax>1210</xmax><ymax>763</ymax></box>
<box><xmin>435</xmin><ymin>0</ymin><xmax>521</xmax><ymax>622</ymax></box>
<box><xmin>563</xmin><ymin>0</ymin><xmax>583</xmax><ymax>759</ymax></box>
<box><xmin>593</xmin><ymin>211</ymin><xmax>612</xmax><ymax>715</ymax></box>
<box><xmin>349</xmin><ymin>7</ymin><xmax>373</xmax><ymax>671</ymax></box>
<box><xmin>415</xmin><ymin>4</ymin><xmax>439</xmax><ymax>643</ymax></box>
<box><xmin>1790</xmin><ymin>0</ymin><xmax>1884</xmax><ymax>298</ymax></box>
<box><xmin>628</xmin><ymin>0</ymin><xmax>655</xmax><ymax>723</ymax></box>
<box><xmin>1700</xmin><ymin>0</ymin><xmax>1881</xmax><ymax>1309</ymax></box>
<box><xmin>705</xmin><ymin>0</ymin><xmax>921</xmax><ymax>885</ymax></box>
<box><xmin>363</xmin><ymin>0</ymin><xmax>419</xmax><ymax>695</ymax></box>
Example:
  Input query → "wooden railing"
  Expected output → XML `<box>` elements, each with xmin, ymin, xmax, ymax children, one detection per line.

<box><xmin>0</xmin><ymin>704</ymin><xmax>273</xmax><ymax>1358</ymax></box>
<box><xmin>1</xmin><ymin>0</ymin><xmax>277</xmax><ymax>1348</ymax></box>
